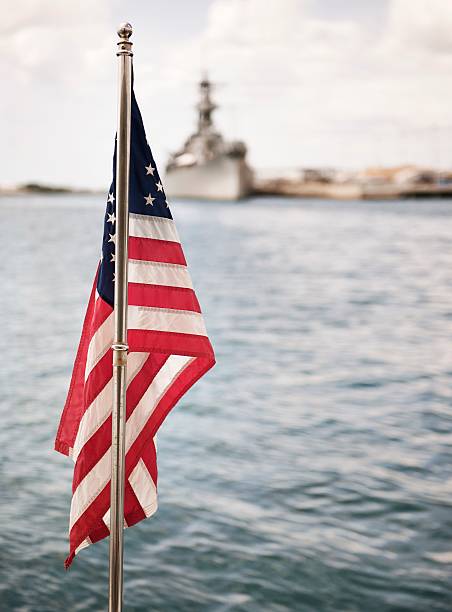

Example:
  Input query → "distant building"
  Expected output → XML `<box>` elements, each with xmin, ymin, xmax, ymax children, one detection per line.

<box><xmin>357</xmin><ymin>165</ymin><xmax>441</xmax><ymax>186</ymax></box>
<box><xmin>300</xmin><ymin>168</ymin><xmax>335</xmax><ymax>183</ymax></box>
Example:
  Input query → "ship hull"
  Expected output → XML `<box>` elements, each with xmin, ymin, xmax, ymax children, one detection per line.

<box><xmin>165</xmin><ymin>157</ymin><xmax>253</xmax><ymax>201</ymax></box>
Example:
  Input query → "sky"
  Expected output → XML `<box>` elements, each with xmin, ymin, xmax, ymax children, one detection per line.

<box><xmin>1</xmin><ymin>0</ymin><xmax>452</xmax><ymax>188</ymax></box>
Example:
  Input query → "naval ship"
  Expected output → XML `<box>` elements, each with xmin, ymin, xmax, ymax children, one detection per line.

<box><xmin>164</xmin><ymin>78</ymin><xmax>253</xmax><ymax>201</ymax></box>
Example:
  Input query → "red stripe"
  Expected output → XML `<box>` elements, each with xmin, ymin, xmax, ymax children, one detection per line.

<box><xmin>129</xmin><ymin>236</ymin><xmax>186</xmax><ymax>265</ymax></box>
<box><xmin>88</xmin><ymin>521</ymin><xmax>109</xmax><ymax>545</ymax></box>
<box><xmin>128</xmin><ymin>283</ymin><xmax>201</xmax><ymax>312</ymax></box>
<box><xmin>125</xmin><ymin>353</ymin><xmax>169</xmax><ymax>420</ymax></box>
<box><xmin>66</xmin><ymin>466</ymin><xmax>155</xmax><ymax>567</ymax></box>
<box><xmin>84</xmin><ymin>348</ymin><xmax>113</xmax><ymax>411</ymax></box>
<box><xmin>66</xmin><ymin>354</ymin><xmax>214</xmax><ymax>567</ymax></box>
<box><xmin>61</xmin><ymin>236</ymin><xmax>216</xmax><ymax>567</ymax></box>
<box><xmin>55</xmin><ymin>283</ymin><xmax>113</xmax><ymax>456</ymax></box>
<box><xmin>149</xmin><ymin>357</ymin><xmax>215</xmax><ymax>438</ymax></box>
<box><xmin>89</xmin><ymin>294</ymin><xmax>113</xmax><ymax>334</ymax></box>
<box><xmin>128</xmin><ymin>329</ymin><xmax>214</xmax><ymax>358</ymax></box>
<box><xmin>124</xmin><ymin>356</ymin><xmax>215</xmax><ymax>488</ymax></box>
<box><xmin>55</xmin><ymin>275</ymin><xmax>97</xmax><ymax>456</ymax></box>
<box><xmin>67</xmin><ymin>483</ymin><xmax>110</xmax><ymax>568</ymax></box>
<box><xmin>140</xmin><ymin>437</ymin><xmax>158</xmax><ymax>485</ymax></box>
<box><xmin>124</xmin><ymin>505</ymin><xmax>153</xmax><ymax>529</ymax></box>
<box><xmin>72</xmin><ymin>416</ymin><xmax>111</xmax><ymax>493</ymax></box>
<box><xmin>72</xmin><ymin>353</ymin><xmax>168</xmax><ymax>489</ymax></box>
<box><xmin>124</xmin><ymin>480</ymin><xmax>146</xmax><ymax>525</ymax></box>
<box><xmin>67</xmin><ymin>421</ymin><xmax>159</xmax><ymax>566</ymax></box>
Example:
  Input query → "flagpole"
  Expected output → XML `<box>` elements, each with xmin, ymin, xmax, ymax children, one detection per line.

<box><xmin>109</xmin><ymin>22</ymin><xmax>133</xmax><ymax>612</ymax></box>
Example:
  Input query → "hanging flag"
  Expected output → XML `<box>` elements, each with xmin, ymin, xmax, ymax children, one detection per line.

<box><xmin>55</xmin><ymin>91</ymin><xmax>215</xmax><ymax>568</ymax></box>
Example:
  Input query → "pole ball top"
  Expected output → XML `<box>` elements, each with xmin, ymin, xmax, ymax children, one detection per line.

<box><xmin>117</xmin><ymin>23</ymin><xmax>133</xmax><ymax>39</ymax></box>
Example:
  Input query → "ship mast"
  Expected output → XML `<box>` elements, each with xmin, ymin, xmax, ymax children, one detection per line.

<box><xmin>197</xmin><ymin>77</ymin><xmax>216</xmax><ymax>135</ymax></box>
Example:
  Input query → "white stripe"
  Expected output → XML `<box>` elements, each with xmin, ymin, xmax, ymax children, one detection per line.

<box><xmin>72</xmin><ymin>352</ymin><xmax>149</xmax><ymax>463</ymax></box>
<box><xmin>128</xmin><ymin>259</ymin><xmax>193</xmax><ymax>288</ymax></box>
<box><xmin>128</xmin><ymin>305</ymin><xmax>207</xmax><ymax>336</ymax></box>
<box><xmin>78</xmin><ymin>494</ymin><xmax>155</xmax><ymax>558</ymax></box>
<box><xmin>75</xmin><ymin>538</ymin><xmax>91</xmax><ymax>555</ymax></box>
<box><xmin>125</xmin><ymin>355</ymin><xmax>193</xmax><ymax>451</ymax></box>
<box><xmin>73</xmin><ymin>381</ymin><xmax>112</xmax><ymax>462</ymax></box>
<box><xmin>129</xmin><ymin>458</ymin><xmax>158</xmax><ymax>517</ymax></box>
<box><xmin>85</xmin><ymin>312</ymin><xmax>114</xmax><ymax>381</ymax></box>
<box><xmin>102</xmin><ymin>509</ymin><xmax>128</xmax><ymax>529</ymax></box>
<box><xmin>70</xmin><ymin>450</ymin><xmax>111</xmax><ymax>529</ymax></box>
<box><xmin>70</xmin><ymin>354</ymin><xmax>193</xmax><ymax>529</ymax></box>
<box><xmin>129</xmin><ymin>213</ymin><xmax>180</xmax><ymax>243</ymax></box>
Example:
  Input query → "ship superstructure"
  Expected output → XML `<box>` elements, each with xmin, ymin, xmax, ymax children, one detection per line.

<box><xmin>165</xmin><ymin>78</ymin><xmax>253</xmax><ymax>200</ymax></box>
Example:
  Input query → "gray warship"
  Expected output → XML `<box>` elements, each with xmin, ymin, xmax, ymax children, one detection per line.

<box><xmin>164</xmin><ymin>78</ymin><xmax>253</xmax><ymax>201</ymax></box>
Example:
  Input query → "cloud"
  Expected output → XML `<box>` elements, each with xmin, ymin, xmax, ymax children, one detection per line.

<box><xmin>0</xmin><ymin>1</ymin><xmax>112</xmax><ymax>86</ymax></box>
<box><xmin>142</xmin><ymin>0</ymin><xmax>368</xmax><ymax>168</ymax></box>
<box><xmin>384</xmin><ymin>0</ymin><xmax>452</xmax><ymax>56</ymax></box>
<box><xmin>1</xmin><ymin>0</ymin><xmax>452</xmax><ymax>187</ymax></box>
<box><xmin>148</xmin><ymin>0</ymin><xmax>452</xmax><ymax>169</ymax></box>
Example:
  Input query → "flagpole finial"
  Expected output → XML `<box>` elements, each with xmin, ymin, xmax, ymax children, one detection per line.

<box><xmin>118</xmin><ymin>22</ymin><xmax>133</xmax><ymax>39</ymax></box>
<box><xmin>117</xmin><ymin>22</ymin><xmax>133</xmax><ymax>56</ymax></box>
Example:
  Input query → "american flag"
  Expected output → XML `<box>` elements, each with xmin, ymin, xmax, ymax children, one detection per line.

<box><xmin>55</xmin><ymin>91</ymin><xmax>215</xmax><ymax>568</ymax></box>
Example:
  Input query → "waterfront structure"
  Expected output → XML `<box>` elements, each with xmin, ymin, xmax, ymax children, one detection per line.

<box><xmin>165</xmin><ymin>77</ymin><xmax>253</xmax><ymax>201</ymax></box>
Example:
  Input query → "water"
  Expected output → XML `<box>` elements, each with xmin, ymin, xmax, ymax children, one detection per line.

<box><xmin>0</xmin><ymin>194</ymin><xmax>451</xmax><ymax>611</ymax></box>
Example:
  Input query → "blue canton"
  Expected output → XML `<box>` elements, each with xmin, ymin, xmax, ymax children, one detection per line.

<box><xmin>97</xmin><ymin>91</ymin><xmax>172</xmax><ymax>306</ymax></box>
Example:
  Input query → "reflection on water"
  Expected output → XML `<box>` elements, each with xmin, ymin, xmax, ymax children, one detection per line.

<box><xmin>0</xmin><ymin>195</ymin><xmax>451</xmax><ymax>611</ymax></box>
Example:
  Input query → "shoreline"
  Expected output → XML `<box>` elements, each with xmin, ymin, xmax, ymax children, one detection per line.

<box><xmin>253</xmin><ymin>180</ymin><xmax>452</xmax><ymax>201</ymax></box>
<box><xmin>2</xmin><ymin>182</ymin><xmax>452</xmax><ymax>201</ymax></box>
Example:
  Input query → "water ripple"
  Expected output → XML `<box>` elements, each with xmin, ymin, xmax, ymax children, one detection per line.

<box><xmin>0</xmin><ymin>196</ymin><xmax>451</xmax><ymax>610</ymax></box>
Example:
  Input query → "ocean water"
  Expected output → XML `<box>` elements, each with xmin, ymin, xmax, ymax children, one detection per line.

<box><xmin>0</xmin><ymin>194</ymin><xmax>451</xmax><ymax>611</ymax></box>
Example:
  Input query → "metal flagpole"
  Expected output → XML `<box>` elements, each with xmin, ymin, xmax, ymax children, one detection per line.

<box><xmin>109</xmin><ymin>22</ymin><xmax>133</xmax><ymax>612</ymax></box>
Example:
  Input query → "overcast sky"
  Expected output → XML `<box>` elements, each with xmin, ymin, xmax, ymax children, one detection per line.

<box><xmin>1</xmin><ymin>0</ymin><xmax>452</xmax><ymax>188</ymax></box>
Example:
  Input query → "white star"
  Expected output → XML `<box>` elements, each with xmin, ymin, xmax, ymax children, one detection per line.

<box><xmin>107</xmin><ymin>192</ymin><xmax>115</xmax><ymax>204</ymax></box>
<box><xmin>165</xmin><ymin>200</ymin><xmax>170</xmax><ymax>208</ymax></box>
<box><xmin>145</xmin><ymin>164</ymin><xmax>155</xmax><ymax>176</ymax></box>
<box><xmin>156</xmin><ymin>181</ymin><xmax>163</xmax><ymax>192</ymax></box>
<box><xmin>110</xmin><ymin>253</ymin><xmax>116</xmax><ymax>263</ymax></box>
<box><xmin>113</xmin><ymin>272</ymin><xmax>116</xmax><ymax>282</ymax></box>
<box><xmin>144</xmin><ymin>193</ymin><xmax>155</xmax><ymax>206</ymax></box>
<box><xmin>108</xmin><ymin>233</ymin><xmax>116</xmax><ymax>243</ymax></box>
<box><xmin>100</xmin><ymin>251</ymin><xmax>104</xmax><ymax>262</ymax></box>
<box><xmin>107</xmin><ymin>212</ymin><xmax>116</xmax><ymax>224</ymax></box>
